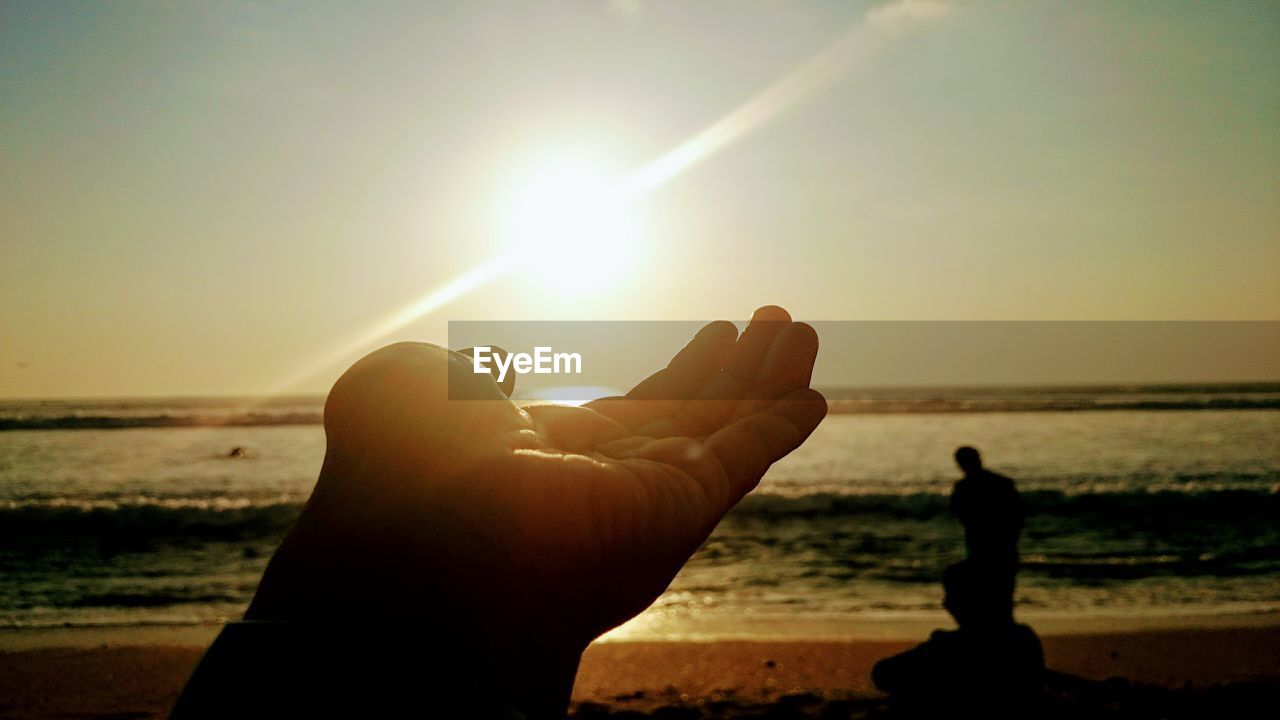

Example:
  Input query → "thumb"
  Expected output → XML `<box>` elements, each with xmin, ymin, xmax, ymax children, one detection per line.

<box><xmin>457</xmin><ymin>346</ymin><xmax>516</xmax><ymax>397</ymax></box>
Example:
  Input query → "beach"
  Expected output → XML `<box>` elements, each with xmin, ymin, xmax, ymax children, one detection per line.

<box><xmin>3</xmin><ymin>396</ymin><xmax>1277</xmax><ymax>717</ymax></box>
<box><xmin>1</xmin><ymin>621</ymin><xmax>1277</xmax><ymax>719</ymax></box>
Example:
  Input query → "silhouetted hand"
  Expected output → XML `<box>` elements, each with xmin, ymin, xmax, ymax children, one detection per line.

<box><xmin>245</xmin><ymin>306</ymin><xmax>824</xmax><ymax>716</ymax></box>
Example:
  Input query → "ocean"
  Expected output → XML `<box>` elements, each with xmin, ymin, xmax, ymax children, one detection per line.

<box><xmin>1</xmin><ymin>384</ymin><xmax>1278</xmax><ymax>639</ymax></box>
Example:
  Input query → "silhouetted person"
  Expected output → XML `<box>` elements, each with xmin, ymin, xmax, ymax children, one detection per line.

<box><xmin>873</xmin><ymin>561</ymin><xmax>1044</xmax><ymax>719</ymax></box>
<box><xmin>167</xmin><ymin>307</ymin><xmax>826</xmax><ymax>719</ymax></box>
<box><xmin>950</xmin><ymin>446</ymin><xmax>1023</xmax><ymax>571</ymax></box>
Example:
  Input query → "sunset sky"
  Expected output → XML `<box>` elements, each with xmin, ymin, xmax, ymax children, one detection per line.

<box><xmin>2</xmin><ymin>1</ymin><xmax>1278</xmax><ymax>398</ymax></box>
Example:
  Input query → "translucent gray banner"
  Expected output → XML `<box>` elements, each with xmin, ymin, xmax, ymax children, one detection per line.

<box><xmin>447</xmin><ymin>321</ymin><xmax>1280</xmax><ymax>405</ymax></box>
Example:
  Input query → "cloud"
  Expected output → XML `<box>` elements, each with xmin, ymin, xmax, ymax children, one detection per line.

<box><xmin>866</xmin><ymin>0</ymin><xmax>953</xmax><ymax>32</ymax></box>
<box><xmin>608</xmin><ymin>0</ymin><xmax>646</xmax><ymax>20</ymax></box>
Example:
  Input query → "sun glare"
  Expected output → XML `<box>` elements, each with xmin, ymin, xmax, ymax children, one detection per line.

<box><xmin>501</xmin><ymin>161</ymin><xmax>639</xmax><ymax>293</ymax></box>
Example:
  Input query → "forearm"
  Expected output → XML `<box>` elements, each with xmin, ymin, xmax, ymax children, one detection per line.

<box><xmin>168</xmin><ymin>622</ymin><xmax>575</xmax><ymax>720</ymax></box>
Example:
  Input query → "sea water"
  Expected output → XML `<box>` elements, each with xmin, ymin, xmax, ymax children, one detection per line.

<box><xmin>1</xmin><ymin>386</ymin><xmax>1277</xmax><ymax>638</ymax></box>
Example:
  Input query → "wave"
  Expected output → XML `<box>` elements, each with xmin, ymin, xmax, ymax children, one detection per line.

<box><xmin>3</xmin><ymin>386</ymin><xmax>1279</xmax><ymax>429</ymax></box>
<box><xmin>65</xmin><ymin>591</ymin><xmax>249</xmax><ymax>608</ymax></box>
<box><xmin>728</xmin><ymin>488</ymin><xmax>1280</xmax><ymax>521</ymax></box>
<box><xmin>2</xmin><ymin>491</ymin><xmax>1276</xmax><ymax>613</ymax></box>
<box><xmin>824</xmin><ymin>398</ymin><xmax>1280</xmax><ymax>414</ymax></box>
<box><xmin>1</xmin><ymin>488</ymin><xmax>1275</xmax><ymax>546</ymax></box>
<box><xmin>0</xmin><ymin>412</ymin><xmax>322</xmax><ymax>431</ymax></box>
<box><xmin>1020</xmin><ymin>543</ymin><xmax>1280</xmax><ymax>580</ymax></box>
<box><xmin>0</xmin><ymin>498</ymin><xmax>304</xmax><ymax>544</ymax></box>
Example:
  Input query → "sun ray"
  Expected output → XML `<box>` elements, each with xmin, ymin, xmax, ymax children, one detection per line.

<box><xmin>270</xmin><ymin>0</ymin><xmax>951</xmax><ymax>392</ymax></box>
<box><xmin>273</xmin><ymin>253</ymin><xmax>518</xmax><ymax>392</ymax></box>
<box><xmin>622</xmin><ymin>0</ymin><xmax>950</xmax><ymax>198</ymax></box>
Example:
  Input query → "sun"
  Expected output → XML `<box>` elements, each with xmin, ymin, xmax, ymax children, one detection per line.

<box><xmin>500</xmin><ymin>158</ymin><xmax>640</xmax><ymax>293</ymax></box>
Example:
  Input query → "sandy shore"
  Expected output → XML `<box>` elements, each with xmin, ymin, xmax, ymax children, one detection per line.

<box><xmin>1</xmin><ymin>627</ymin><xmax>1276</xmax><ymax>719</ymax></box>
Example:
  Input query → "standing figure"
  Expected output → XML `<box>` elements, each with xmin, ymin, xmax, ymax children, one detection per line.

<box><xmin>950</xmin><ymin>446</ymin><xmax>1023</xmax><ymax>572</ymax></box>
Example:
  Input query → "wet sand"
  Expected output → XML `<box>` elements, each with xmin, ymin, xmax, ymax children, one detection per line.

<box><xmin>0</xmin><ymin>626</ymin><xmax>1276</xmax><ymax>719</ymax></box>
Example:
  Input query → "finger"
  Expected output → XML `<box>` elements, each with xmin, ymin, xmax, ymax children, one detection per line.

<box><xmin>522</xmin><ymin>404</ymin><xmax>629</xmax><ymax>453</ymax></box>
<box><xmin>635</xmin><ymin>307</ymin><xmax>792</xmax><ymax>438</ymax></box>
<box><xmin>728</xmin><ymin>322</ymin><xmax>819</xmax><ymax>421</ymax></box>
<box><xmin>723</xmin><ymin>305</ymin><xmax>791</xmax><ymax>381</ymax></box>
<box><xmin>456</xmin><ymin>346</ymin><xmax>515</xmax><ymax>398</ymax></box>
<box><xmin>585</xmin><ymin>320</ymin><xmax>737</xmax><ymax>429</ymax></box>
<box><xmin>704</xmin><ymin>388</ymin><xmax>827</xmax><ymax>508</ymax></box>
<box><xmin>325</xmin><ymin>343</ymin><xmax>530</xmax><ymax>484</ymax></box>
<box><xmin>662</xmin><ymin>320</ymin><xmax>739</xmax><ymax>383</ymax></box>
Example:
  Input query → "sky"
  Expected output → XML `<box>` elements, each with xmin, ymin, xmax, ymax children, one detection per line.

<box><xmin>2</xmin><ymin>1</ymin><xmax>1278</xmax><ymax>398</ymax></box>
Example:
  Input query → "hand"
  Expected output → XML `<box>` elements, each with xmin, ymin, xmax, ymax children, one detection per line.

<box><xmin>246</xmin><ymin>306</ymin><xmax>825</xmax><ymax>715</ymax></box>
